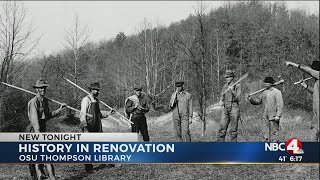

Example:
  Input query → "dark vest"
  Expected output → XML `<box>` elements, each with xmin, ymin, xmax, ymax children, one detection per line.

<box><xmin>87</xmin><ymin>97</ymin><xmax>102</xmax><ymax>132</ymax></box>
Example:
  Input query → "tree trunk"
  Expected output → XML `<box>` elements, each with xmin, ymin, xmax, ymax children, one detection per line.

<box><xmin>217</xmin><ymin>31</ymin><xmax>220</xmax><ymax>102</ymax></box>
<box><xmin>0</xmin><ymin>87</ymin><xmax>4</xmax><ymax>132</ymax></box>
<box><xmin>144</xmin><ymin>28</ymin><xmax>150</xmax><ymax>95</ymax></box>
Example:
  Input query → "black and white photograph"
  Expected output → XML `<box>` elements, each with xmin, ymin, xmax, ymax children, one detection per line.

<box><xmin>0</xmin><ymin>1</ymin><xmax>319</xmax><ymax>179</ymax></box>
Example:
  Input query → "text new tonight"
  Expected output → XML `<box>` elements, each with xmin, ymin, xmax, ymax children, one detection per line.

<box><xmin>19</xmin><ymin>133</ymin><xmax>82</xmax><ymax>141</ymax></box>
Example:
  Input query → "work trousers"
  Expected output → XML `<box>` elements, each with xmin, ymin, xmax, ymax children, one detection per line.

<box><xmin>26</xmin><ymin>123</ymin><xmax>56</xmax><ymax>180</ymax></box>
<box><xmin>172</xmin><ymin>114</ymin><xmax>191</xmax><ymax>142</ymax></box>
<box><xmin>311</xmin><ymin>114</ymin><xmax>319</xmax><ymax>141</ymax></box>
<box><xmin>267</xmin><ymin>120</ymin><xmax>280</xmax><ymax>142</ymax></box>
<box><xmin>311</xmin><ymin>128</ymin><xmax>319</xmax><ymax>142</ymax></box>
<box><xmin>83</xmin><ymin>124</ymin><xmax>105</xmax><ymax>172</ymax></box>
<box><xmin>217</xmin><ymin>104</ymin><xmax>240</xmax><ymax>142</ymax></box>
<box><xmin>131</xmin><ymin>114</ymin><xmax>150</xmax><ymax>141</ymax></box>
<box><xmin>310</xmin><ymin>121</ymin><xmax>319</xmax><ymax>141</ymax></box>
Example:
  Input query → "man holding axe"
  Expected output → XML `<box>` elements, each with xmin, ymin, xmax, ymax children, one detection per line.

<box><xmin>80</xmin><ymin>82</ymin><xmax>115</xmax><ymax>173</ymax></box>
<box><xmin>217</xmin><ymin>70</ymin><xmax>243</xmax><ymax>142</ymax></box>
<box><xmin>285</xmin><ymin>60</ymin><xmax>319</xmax><ymax>141</ymax></box>
<box><xmin>27</xmin><ymin>78</ymin><xmax>67</xmax><ymax>180</ymax></box>
<box><xmin>246</xmin><ymin>77</ymin><xmax>284</xmax><ymax>142</ymax></box>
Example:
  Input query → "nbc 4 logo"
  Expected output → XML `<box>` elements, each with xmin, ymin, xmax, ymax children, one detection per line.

<box><xmin>264</xmin><ymin>138</ymin><xmax>304</xmax><ymax>155</ymax></box>
<box><xmin>285</xmin><ymin>138</ymin><xmax>304</xmax><ymax>155</ymax></box>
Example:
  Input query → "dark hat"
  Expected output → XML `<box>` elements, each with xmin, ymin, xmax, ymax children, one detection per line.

<box><xmin>224</xmin><ymin>70</ymin><xmax>235</xmax><ymax>78</ymax></box>
<box><xmin>133</xmin><ymin>87</ymin><xmax>142</xmax><ymax>91</ymax></box>
<box><xmin>33</xmin><ymin>78</ymin><xmax>49</xmax><ymax>88</ymax></box>
<box><xmin>88</xmin><ymin>82</ymin><xmax>100</xmax><ymax>90</ymax></box>
<box><xmin>311</xmin><ymin>61</ymin><xmax>320</xmax><ymax>71</ymax></box>
<box><xmin>263</xmin><ymin>77</ymin><xmax>275</xmax><ymax>84</ymax></box>
<box><xmin>175</xmin><ymin>81</ymin><xmax>184</xmax><ymax>87</ymax></box>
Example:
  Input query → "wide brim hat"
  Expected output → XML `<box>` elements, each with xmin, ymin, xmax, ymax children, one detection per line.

<box><xmin>224</xmin><ymin>70</ymin><xmax>235</xmax><ymax>78</ymax></box>
<box><xmin>175</xmin><ymin>81</ymin><xmax>184</xmax><ymax>87</ymax></box>
<box><xmin>133</xmin><ymin>87</ymin><xmax>142</xmax><ymax>91</ymax></box>
<box><xmin>88</xmin><ymin>82</ymin><xmax>101</xmax><ymax>90</ymax></box>
<box><xmin>311</xmin><ymin>61</ymin><xmax>320</xmax><ymax>71</ymax></box>
<box><xmin>33</xmin><ymin>78</ymin><xmax>49</xmax><ymax>88</ymax></box>
<box><xmin>263</xmin><ymin>77</ymin><xmax>275</xmax><ymax>84</ymax></box>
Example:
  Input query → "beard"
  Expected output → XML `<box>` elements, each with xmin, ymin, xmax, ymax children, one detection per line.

<box><xmin>93</xmin><ymin>92</ymin><xmax>99</xmax><ymax>97</ymax></box>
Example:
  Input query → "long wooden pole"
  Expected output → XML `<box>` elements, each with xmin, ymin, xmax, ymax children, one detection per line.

<box><xmin>63</xmin><ymin>77</ymin><xmax>133</xmax><ymax>125</ymax></box>
<box><xmin>222</xmin><ymin>72</ymin><xmax>249</xmax><ymax>95</ymax></box>
<box><xmin>1</xmin><ymin>82</ymin><xmax>92</xmax><ymax>117</ymax></box>
<box><xmin>293</xmin><ymin>77</ymin><xmax>313</xmax><ymax>85</ymax></box>
<box><xmin>248</xmin><ymin>79</ymin><xmax>285</xmax><ymax>96</ymax></box>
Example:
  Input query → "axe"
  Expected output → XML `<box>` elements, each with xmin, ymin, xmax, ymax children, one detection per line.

<box><xmin>293</xmin><ymin>77</ymin><xmax>313</xmax><ymax>85</ymax></box>
<box><xmin>247</xmin><ymin>79</ymin><xmax>285</xmax><ymax>96</ymax></box>
<box><xmin>222</xmin><ymin>72</ymin><xmax>249</xmax><ymax>95</ymax></box>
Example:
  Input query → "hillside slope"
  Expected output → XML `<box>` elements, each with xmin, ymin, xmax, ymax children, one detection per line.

<box><xmin>0</xmin><ymin>107</ymin><xmax>318</xmax><ymax>180</ymax></box>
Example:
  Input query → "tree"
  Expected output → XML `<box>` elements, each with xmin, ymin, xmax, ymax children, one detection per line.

<box><xmin>0</xmin><ymin>1</ymin><xmax>39</xmax><ymax>83</ymax></box>
<box><xmin>0</xmin><ymin>1</ymin><xmax>40</xmax><ymax>131</ymax></box>
<box><xmin>172</xmin><ymin>2</ymin><xmax>212</xmax><ymax>137</ymax></box>
<box><xmin>140</xmin><ymin>19</ymin><xmax>178</xmax><ymax>109</ymax></box>
<box><xmin>63</xmin><ymin>13</ymin><xmax>90</xmax><ymax>111</ymax></box>
<box><xmin>193</xmin><ymin>2</ymin><xmax>212</xmax><ymax>137</ymax></box>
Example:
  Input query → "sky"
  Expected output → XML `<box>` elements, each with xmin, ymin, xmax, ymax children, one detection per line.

<box><xmin>22</xmin><ymin>1</ymin><xmax>319</xmax><ymax>57</ymax></box>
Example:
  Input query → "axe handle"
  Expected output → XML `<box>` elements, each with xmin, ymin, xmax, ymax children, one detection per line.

<box><xmin>63</xmin><ymin>77</ymin><xmax>133</xmax><ymax>125</ymax></box>
<box><xmin>1</xmin><ymin>82</ymin><xmax>92</xmax><ymax>117</ymax></box>
<box><xmin>248</xmin><ymin>79</ymin><xmax>284</xmax><ymax>96</ymax></box>
<box><xmin>293</xmin><ymin>77</ymin><xmax>313</xmax><ymax>85</ymax></box>
<box><xmin>222</xmin><ymin>73</ymin><xmax>249</xmax><ymax>95</ymax></box>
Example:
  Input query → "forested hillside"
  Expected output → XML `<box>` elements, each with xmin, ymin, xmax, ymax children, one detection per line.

<box><xmin>0</xmin><ymin>1</ymin><xmax>318</xmax><ymax>132</ymax></box>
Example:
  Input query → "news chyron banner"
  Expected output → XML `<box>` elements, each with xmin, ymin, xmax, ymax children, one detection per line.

<box><xmin>0</xmin><ymin>133</ymin><xmax>319</xmax><ymax>164</ymax></box>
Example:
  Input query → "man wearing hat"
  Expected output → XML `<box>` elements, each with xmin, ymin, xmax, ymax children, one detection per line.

<box><xmin>285</xmin><ymin>60</ymin><xmax>319</xmax><ymax>141</ymax></box>
<box><xmin>169</xmin><ymin>81</ymin><xmax>193</xmax><ymax>142</ymax></box>
<box><xmin>246</xmin><ymin>76</ymin><xmax>284</xmax><ymax>142</ymax></box>
<box><xmin>217</xmin><ymin>70</ymin><xmax>241</xmax><ymax>142</ymax></box>
<box><xmin>27</xmin><ymin>78</ymin><xmax>67</xmax><ymax>180</ymax></box>
<box><xmin>125</xmin><ymin>86</ymin><xmax>150</xmax><ymax>141</ymax></box>
<box><xmin>80</xmin><ymin>82</ymin><xmax>115</xmax><ymax>173</ymax></box>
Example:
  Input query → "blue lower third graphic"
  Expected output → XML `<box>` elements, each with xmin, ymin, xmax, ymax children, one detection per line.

<box><xmin>0</xmin><ymin>142</ymin><xmax>318</xmax><ymax>163</ymax></box>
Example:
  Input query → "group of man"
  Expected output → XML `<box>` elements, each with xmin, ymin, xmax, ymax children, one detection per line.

<box><xmin>27</xmin><ymin>80</ymin><xmax>115</xmax><ymax>179</ymax></box>
<box><xmin>216</xmin><ymin>70</ymin><xmax>284</xmax><ymax>142</ymax></box>
<box><xmin>220</xmin><ymin>60</ymin><xmax>319</xmax><ymax>143</ymax></box>
<box><xmin>26</xmin><ymin>79</ymin><xmax>152</xmax><ymax>179</ymax></box>
<box><xmin>168</xmin><ymin>69</ymin><xmax>285</xmax><ymax>143</ymax></box>
<box><xmin>168</xmin><ymin>60</ymin><xmax>319</xmax><ymax>143</ymax></box>
<box><xmin>26</xmin><ymin>60</ymin><xmax>318</xmax><ymax>179</ymax></box>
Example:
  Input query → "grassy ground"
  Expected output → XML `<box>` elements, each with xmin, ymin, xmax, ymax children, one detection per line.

<box><xmin>0</xmin><ymin>106</ymin><xmax>319</xmax><ymax>180</ymax></box>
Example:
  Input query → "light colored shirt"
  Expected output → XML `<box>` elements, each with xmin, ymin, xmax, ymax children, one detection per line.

<box><xmin>28</xmin><ymin>95</ymin><xmax>61</xmax><ymax>132</ymax></box>
<box><xmin>125</xmin><ymin>94</ymin><xmax>149</xmax><ymax>115</ymax></box>
<box><xmin>313</xmin><ymin>80</ymin><xmax>319</xmax><ymax>127</ymax></box>
<box><xmin>170</xmin><ymin>91</ymin><xmax>193</xmax><ymax>117</ymax></box>
<box><xmin>300</xmin><ymin>66</ymin><xmax>319</xmax><ymax>128</ymax></box>
<box><xmin>249</xmin><ymin>87</ymin><xmax>284</xmax><ymax>120</ymax></box>
<box><xmin>80</xmin><ymin>94</ymin><xmax>108</xmax><ymax>128</ymax></box>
